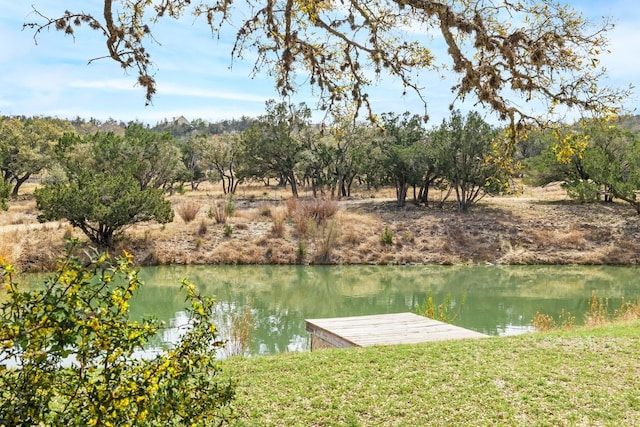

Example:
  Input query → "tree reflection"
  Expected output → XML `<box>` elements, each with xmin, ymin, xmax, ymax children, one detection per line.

<box><xmin>130</xmin><ymin>265</ymin><xmax>640</xmax><ymax>355</ymax></box>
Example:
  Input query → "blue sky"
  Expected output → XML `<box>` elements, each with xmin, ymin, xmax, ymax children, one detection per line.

<box><xmin>0</xmin><ymin>1</ymin><xmax>638</xmax><ymax>126</ymax></box>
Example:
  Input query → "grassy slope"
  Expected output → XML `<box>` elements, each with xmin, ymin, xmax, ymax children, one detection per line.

<box><xmin>224</xmin><ymin>321</ymin><xmax>640</xmax><ymax>426</ymax></box>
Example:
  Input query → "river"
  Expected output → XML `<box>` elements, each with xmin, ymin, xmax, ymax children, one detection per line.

<box><xmin>125</xmin><ymin>264</ymin><xmax>640</xmax><ymax>356</ymax></box>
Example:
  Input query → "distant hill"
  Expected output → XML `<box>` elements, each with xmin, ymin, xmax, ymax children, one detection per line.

<box><xmin>67</xmin><ymin>115</ymin><xmax>257</xmax><ymax>138</ymax></box>
<box><xmin>616</xmin><ymin>114</ymin><xmax>640</xmax><ymax>132</ymax></box>
<box><xmin>151</xmin><ymin>116</ymin><xmax>256</xmax><ymax>138</ymax></box>
<box><xmin>52</xmin><ymin>113</ymin><xmax>640</xmax><ymax>138</ymax></box>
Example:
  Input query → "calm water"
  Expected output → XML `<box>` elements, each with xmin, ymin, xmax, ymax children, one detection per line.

<box><xmin>127</xmin><ymin>265</ymin><xmax>640</xmax><ymax>356</ymax></box>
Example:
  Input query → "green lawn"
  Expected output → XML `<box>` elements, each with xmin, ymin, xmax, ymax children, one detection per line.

<box><xmin>223</xmin><ymin>321</ymin><xmax>640</xmax><ymax>426</ymax></box>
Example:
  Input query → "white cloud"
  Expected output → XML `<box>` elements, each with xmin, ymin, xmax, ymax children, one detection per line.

<box><xmin>157</xmin><ymin>83</ymin><xmax>271</xmax><ymax>102</ymax></box>
<box><xmin>69</xmin><ymin>79</ymin><xmax>139</xmax><ymax>91</ymax></box>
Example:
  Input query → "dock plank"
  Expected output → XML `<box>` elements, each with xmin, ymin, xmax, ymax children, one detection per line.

<box><xmin>306</xmin><ymin>312</ymin><xmax>487</xmax><ymax>350</ymax></box>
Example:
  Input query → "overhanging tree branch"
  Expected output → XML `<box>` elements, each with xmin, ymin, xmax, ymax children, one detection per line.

<box><xmin>24</xmin><ymin>0</ymin><xmax>631</xmax><ymax>131</ymax></box>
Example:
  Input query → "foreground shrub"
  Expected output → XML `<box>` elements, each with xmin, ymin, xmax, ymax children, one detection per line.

<box><xmin>0</xmin><ymin>241</ymin><xmax>234</xmax><ymax>426</ymax></box>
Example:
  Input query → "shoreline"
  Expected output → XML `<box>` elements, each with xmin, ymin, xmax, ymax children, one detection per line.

<box><xmin>4</xmin><ymin>183</ymin><xmax>640</xmax><ymax>273</ymax></box>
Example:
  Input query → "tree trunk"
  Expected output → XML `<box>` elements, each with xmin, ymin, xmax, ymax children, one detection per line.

<box><xmin>289</xmin><ymin>172</ymin><xmax>299</xmax><ymax>197</ymax></box>
<box><xmin>336</xmin><ymin>175</ymin><xmax>345</xmax><ymax>200</ymax></box>
<box><xmin>396</xmin><ymin>179</ymin><xmax>408</xmax><ymax>208</ymax></box>
<box><xmin>346</xmin><ymin>176</ymin><xmax>354</xmax><ymax>197</ymax></box>
<box><xmin>418</xmin><ymin>180</ymin><xmax>430</xmax><ymax>207</ymax></box>
<box><xmin>455</xmin><ymin>186</ymin><xmax>468</xmax><ymax>212</ymax></box>
<box><xmin>11</xmin><ymin>173</ymin><xmax>30</xmax><ymax>197</ymax></box>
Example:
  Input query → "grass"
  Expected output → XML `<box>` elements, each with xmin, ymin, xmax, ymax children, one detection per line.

<box><xmin>209</xmin><ymin>200</ymin><xmax>228</xmax><ymax>224</ymax></box>
<box><xmin>177</xmin><ymin>202</ymin><xmax>200</xmax><ymax>223</ymax></box>
<box><xmin>270</xmin><ymin>207</ymin><xmax>287</xmax><ymax>237</ymax></box>
<box><xmin>313</xmin><ymin>220</ymin><xmax>338</xmax><ymax>264</ymax></box>
<box><xmin>5</xmin><ymin>180</ymin><xmax>640</xmax><ymax>271</ymax></box>
<box><xmin>223</xmin><ymin>320</ymin><xmax>640</xmax><ymax>426</ymax></box>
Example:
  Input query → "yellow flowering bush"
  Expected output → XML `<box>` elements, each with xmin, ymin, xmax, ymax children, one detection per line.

<box><xmin>0</xmin><ymin>241</ymin><xmax>234</xmax><ymax>426</ymax></box>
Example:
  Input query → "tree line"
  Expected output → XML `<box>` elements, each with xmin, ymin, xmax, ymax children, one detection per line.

<box><xmin>2</xmin><ymin>105</ymin><xmax>640</xmax><ymax>248</ymax></box>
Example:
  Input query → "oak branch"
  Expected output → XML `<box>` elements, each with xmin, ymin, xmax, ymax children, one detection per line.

<box><xmin>26</xmin><ymin>0</ymin><xmax>629</xmax><ymax>132</ymax></box>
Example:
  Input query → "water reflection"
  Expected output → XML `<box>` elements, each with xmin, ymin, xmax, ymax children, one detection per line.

<box><xmin>129</xmin><ymin>265</ymin><xmax>640</xmax><ymax>356</ymax></box>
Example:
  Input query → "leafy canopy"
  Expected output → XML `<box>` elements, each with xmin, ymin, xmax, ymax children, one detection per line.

<box><xmin>238</xmin><ymin>100</ymin><xmax>311</xmax><ymax>196</ymax></box>
<box><xmin>26</xmin><ymin>0</ymin><xmax>629</xmax><ymax>132</ymax></box>
<box><xmin>544</xmin><ymin>119</ymin><xmax>640</xmax><ymax>211</ymax></box>
<box><xmin>35</xmin><ymin>132</ymin><xmax>174</xmax><ymax>248</ymax></box>
<box><xmin>431</xmin><ymin>110</ymin><xmax>506</xmax><ymax>211</ymax></box>
<box><xmin>0</xmin><ymin>116</ymin><xmax>73</xmax><ymax>197</ymax></box>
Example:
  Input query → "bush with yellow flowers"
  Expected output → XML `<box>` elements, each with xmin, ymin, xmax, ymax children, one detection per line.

<box><xmin>0</xmin><ymin>241</ymin><xmax>234</xmax><ymax>426</ymax></box>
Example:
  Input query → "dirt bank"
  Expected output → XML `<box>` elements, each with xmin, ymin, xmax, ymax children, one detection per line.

<box><xmin>2</xmin><ymin>183</ymin><xmax>640</xmax><ymax>272</ymax></box>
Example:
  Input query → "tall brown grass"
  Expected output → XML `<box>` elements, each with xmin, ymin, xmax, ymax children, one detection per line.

<box><xmin>271</xmin><ymin>207</ymin><xmax>287</xmax><ymax>237</ymax></box>
<box><xmin>313</xmin><ymin>220</ymin><xmax>339</xmax><ymax>264</ymax></box>
<box><xmin>287</xmin><ymin>198</ymin><xmax>338</xmax><ymax>237</ymax></box>
<box><xmin>216</xmin><ymin>304</ymin><xmax>255</xmax><ymax>358</ymax></box>
<box><xmin>258</xmin><ymin>204</ymin><xmax>273</xmax><ymax>217</ymax></box>
<box><xmin>285</xmin><ymin>197</ymin><xmax>298</xmax><ymax>216</ymax></box>
<box><xmin>584</xmin><ymin>292</ymin><xmax>610</xmax><ymax>327</ymax></box>
<box><xmin>305</xmin><ymin>198</ymin><xmax>338</xmax><ymax>223</ymax></box>
<box><xmin>0</xmin><ymin>231</ymin><xmax>20</xmax><ymax>263</ymax></box>
<box><xmin>614</xmin><ymin>297</ymin><xmax>640</xmax><ymax>321</ymax></box>
<box><xmin>177</xmin><ymin>202</ymin><xmax>200</xmax><ymax>223</ymax></box>
<box><xmin>208</xmin><ymin>201</ymin><xmax>227</xmax><ymax>224</ymax></box>
<box><xmin>532</xmin><ymin>309</ymin><xmax>575</xmax><ymax>331</ymax></box>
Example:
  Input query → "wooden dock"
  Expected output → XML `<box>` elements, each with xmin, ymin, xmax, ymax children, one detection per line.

<box><xmin>305</xmin><ymin>312</ymin><xmax>488</xmax><ymax>350</ymax></box>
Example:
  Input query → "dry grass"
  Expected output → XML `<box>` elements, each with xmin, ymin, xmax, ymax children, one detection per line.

<box><xmin>0</xmin><ymin>230</ymin><xmax>21</xmax><ymax>263</ymax></box>
<box><xmin>531</xmin><ymin>227</ymin><xmax>586</xmax><ymax>250</ymax></box>
<box><xmin>335</xmin><ymin>210</ymin><xmax>380</xmax><ymax>248</ymax></box>
<box><xmin>258</xmin><ymin>204</ymin><xmax>272</xmax><ymax>217</ymax></box>
<box><xmin>287</xmin><ymin>198</ymin><xmax>339</xmax><ymax>237</ymax></box>
<box><xmin>235</xmin><ymin>208</ymin><xmax>260</xmax><ymax>221</ymax></box>
<box><xmin>208</xmin><ymin>201</ymin><xmax>227</xmax><ymax>224</ymax></box>
<box><xmin>584</xmin><ymin>292</ymin><xmax>611</xmax><ymax>327</ymax></box>
<box><xmin>533</xmin><ymin>291</ymin><xmax>640</xmax><ymax>332</ymax></box>
<box><xmin>3</xmin><ymin>180</ymin><xmax>640</xmax><ymax>271</ymax></box>
<box><xmin>312</xmin><ymin>220</ymin><xmax>339</xmax><ymax>264</ymax></box>
<box><xmin>196</xmin><ymin>220</ymin><xmax>208</xmax><ymax>236</ymax></box>
<box><xmin>229</xmin><ymin>306</ymin><xmax>255</xmax><ymax>357</ymax></box>
<box><xmin>177</xmin><ymin>202</ymin><xmax>201</xmax><ymax>223</ymax></box>
<box><xmin>270</xmin><ymin>207</ymin><xmax>287</xmax><ymax>237</ymax></box>
<box><xmin>532</xmin><ymin>309</ymin><xmax>575</xmax><ymax>331</ymax></box>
